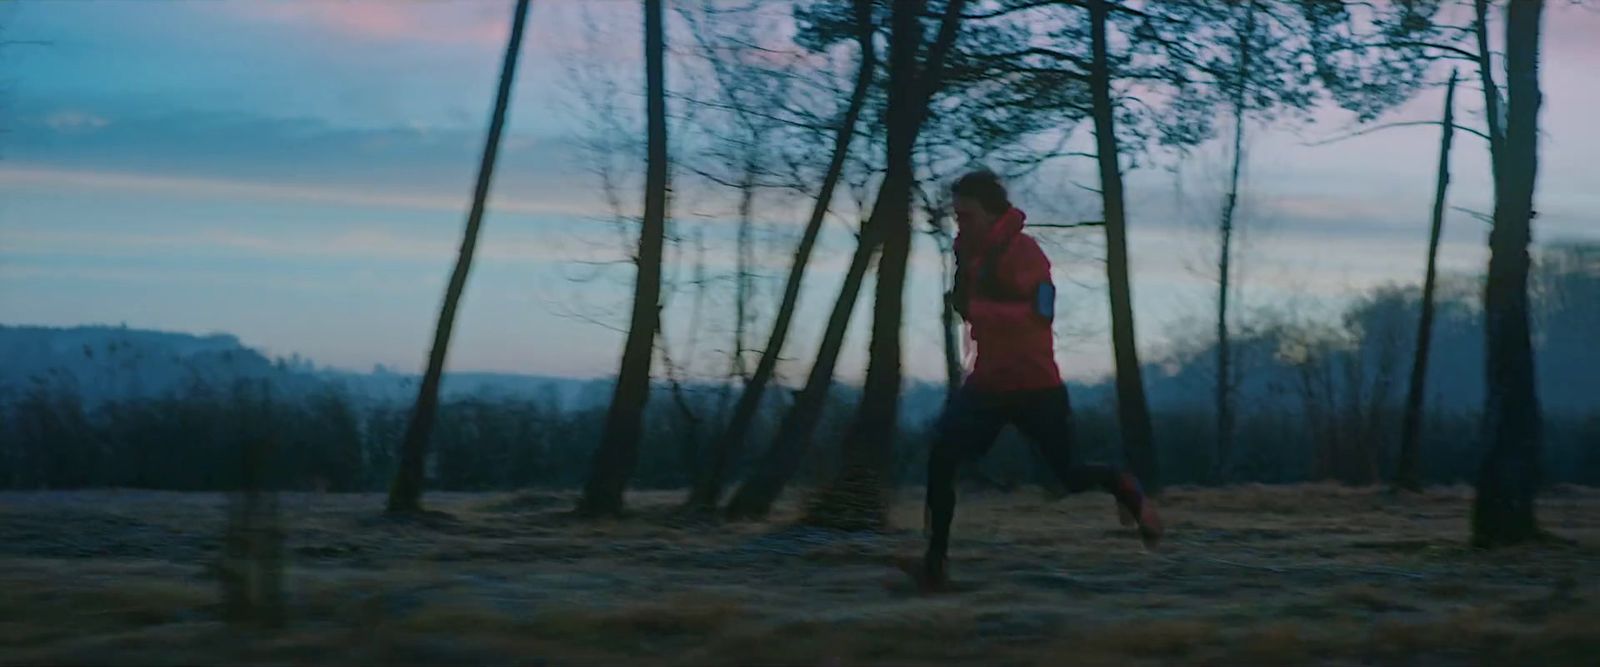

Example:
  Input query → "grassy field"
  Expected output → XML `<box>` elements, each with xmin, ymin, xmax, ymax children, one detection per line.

<box><xmin>0</xmin><ymin>484</ymin><xmax>1596</xmax><ymax>666</ymax></box>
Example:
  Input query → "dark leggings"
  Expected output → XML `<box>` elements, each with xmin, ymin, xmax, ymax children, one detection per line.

<box><xmin>926</xmin><ymin>384</ymin><xmax>1140</xmax><ymax>564</ymax></box>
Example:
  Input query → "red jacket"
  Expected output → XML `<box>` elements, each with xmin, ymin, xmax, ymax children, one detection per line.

<box><xmin>953</xmin><ymin>207</ymin><xmax>1062</xmax><ymax>392</ymax></box>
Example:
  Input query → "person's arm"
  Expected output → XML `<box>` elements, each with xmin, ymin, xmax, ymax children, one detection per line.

<box><xmin>969</xmin><ymin>236</ymin><xmax>1054</xmax><ymax>324</ymax></box>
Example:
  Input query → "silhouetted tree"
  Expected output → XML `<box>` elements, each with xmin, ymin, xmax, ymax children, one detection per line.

<box><xmin>802</xmin><ymin>0</ymin><xmax>969</xmax><ymax>531</ymax></box>
<box><xmin>1473</xmin><ymin>0</ymin><xmax>1546</xmax><ymax>547</ymax></box>
<box><xmin>1084</xmin><ymin>0</ymin><xmax>1160</xmax><ymax>491</ymax></box>
<box><xmin>581</xmin><ymin>0</ymin><xmax>671</xmax><ymax>516</ymax></box>
<box><xmin>218</xmin><ymin>389</ymin><xmax>283</xmax><ymax>629</ymax></box>
<box><xmin>1212</xmin><ymin>0</ymin><xmax>1260</xmax><ymax>483</ymax></box>
<box><xmin>388</xmin><ymin>0</ymin><xmax>531</xmax><ymax>514</ymax></box>
<box><xmin>1396</xmin><ymin>71</ymin><xmax>1459</xmax><ymax>492</ymax></box>
<box><xmin>687</xmin><ymin>0</ymin><xmax>878</xmax><ymax>513</ymax></box>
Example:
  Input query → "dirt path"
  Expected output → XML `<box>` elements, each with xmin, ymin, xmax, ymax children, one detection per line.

<box><xmin>1</xmin><ymin>485</ymin><xmax>1596</xmax><ymax>665</ymax></box>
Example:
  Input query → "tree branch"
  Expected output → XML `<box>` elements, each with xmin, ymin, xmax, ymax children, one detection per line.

<box><xmin>1031</xmin><ymin>221</ymin><xmax>1106</xmax><ymax>230</ymax></box>
<box><xmin>919</xmin><ymin>0</ymin><xmax>1058</xmax><ymax>21</ymax></box>
<box><xmin>1379</xmin><ymin>40</ymin><xmax>1482</xmax><ymax>61</ymax></box>
<box><xmin>1452</xmin><ymin>206</ymin><xmax>1493</xmax><ymax>225</ymax></box>
<box><xmin>1303</xmin><ymin>120</ymin><xmax>1491</xmax><ymax>147</ymax></box>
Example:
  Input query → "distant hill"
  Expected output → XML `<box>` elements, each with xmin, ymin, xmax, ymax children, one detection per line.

<box><xmin>0</xmin><ymin>324</ymin><xmax>956</xmax><ymax>421</ymax></box>
<box><xmin>0</xmin><ymin>324</ymin><xmax>313</xmax><ymax>406</ymax></box>
<box><xmin>0</xmin><ymin>325</ymin><xmax>609</xmax><ymax>411</ymax></box>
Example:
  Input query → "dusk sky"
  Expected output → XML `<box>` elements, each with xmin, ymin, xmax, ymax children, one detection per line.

<box><xmin>3</xmin><ymin>0</ymin><xmax>1598</xmax><ymax>384</ymax></box>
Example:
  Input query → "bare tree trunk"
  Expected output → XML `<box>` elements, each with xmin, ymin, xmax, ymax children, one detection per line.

<box><xmin>912</xmin><ymin>151</ymin><xmax>961</xmax><ymax>404</ymax></box>
<box><xmin>723</xmin><ymin>219</ymin><xmax>882</xmax><ymax>520</ymax></box>
<box><xmin>685</xmin><ymin>0</ymin><xmax>876</xmax><ymax>513</ymax></box>
<box><xmin>682</xmin><ymin>229</ymin><xmax>711</xmax><ymax>484</ymax></box>
<box><xmin>733</xmin><ymin>165</ymin><xmax>756</xmax><ymax>384</ymax></box>
<box><xmin>1213</xmin><ymin>0</ymin><xmax>1257</xmax><ymax>485</ymax></box>
<box><xmin>802</xmin><ymin>0</ymin><xmax>968</xmax><ymax>531</ymax></box>
<box><xmin>387</xmin><ymin>0</ymin><xmax>530</xmax><ymax>514</ymax></box>
<box><xmin>580</xmin><ymin>0</ymin><xmax>669</xmax><ymax>516</ymax></box>
<box><xmin>1362</xmin><ymin>329</ymin><xmax>1400</xmax><ymax>486</ymax></box>
<box><xmin>937</xmin><ymin>213</ymin><xmax>964</xmax><ymax>403</ymax></box>
<box><xmin>1089</xmin><ymin>0</ymin><xmax>1160</xmax><ymax>492</ymax></box>
<box><xmin>1396</xmin><ymin>71</ymin><xmax>1458</xmax><ymax>492</ymax></box>
<box><xmin>928</xmin><ymin>190</ymin><xmax>1001</xmax><ymax>492</ymax></box>
<box><xmin>1294</xmin><ymin>346</ymin><xmax>1332</xmax><ymax>481</ymax></box>
<box><xmin>658</xmin><ymin>328</ymin><xmax>703</xmax><ymax>486</ymax></box>
<box><xmin>725</xmin><ymin>0</ymin><xmax>968</xmax><ymax>522</ymax></box>
<box><xmin>1473</xmin><ymin>0</ymin><xmax>1544</xmax><ymax>547</ymax></box>
<box><xmin>1474</xmin><ymin>0</ymin><xmax>1505</xmax><ymax>170</ymax></box>
<box><xmin>220</xmin><ymin>436</ymin><xmax>283</xmax><ymax>628</ymax></box>
<box><xmin>800</xmin><ymin>154</ymin><xmax>912</xmax><ymax>531</ymax></box>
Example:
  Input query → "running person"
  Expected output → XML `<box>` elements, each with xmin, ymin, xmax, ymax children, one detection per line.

<box><xmin>915</xmin><ymin>170</ymin><xmax>1162</xmax><ymax>591</ymax></box>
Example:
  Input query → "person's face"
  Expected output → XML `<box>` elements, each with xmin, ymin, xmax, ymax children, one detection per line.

<box><xmin>953</xmin><ymin>196</ymin><xmax>994</xmax><ymax>234</ymax></box>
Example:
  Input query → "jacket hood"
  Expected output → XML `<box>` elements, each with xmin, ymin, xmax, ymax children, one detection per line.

<box><xmin>957</xmin><ymin>207</ymin><xmax>1026</xmax><ymax>256</ymax></box>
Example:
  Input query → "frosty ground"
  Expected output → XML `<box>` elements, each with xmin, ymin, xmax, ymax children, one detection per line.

<box><xmin>0</xmin><ymin>484</ymin><xmax>1596</xmax><ymax>666</ymax></box>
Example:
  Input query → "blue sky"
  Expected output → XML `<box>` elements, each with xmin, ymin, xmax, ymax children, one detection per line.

<box><xmin>3</xmin><ymin>0</ymin><xmax>1598</xmax><ymax>383</ymax></box>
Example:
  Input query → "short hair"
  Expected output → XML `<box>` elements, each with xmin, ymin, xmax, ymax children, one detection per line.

<box><xmin>951</xmin><ymin>170</ymin><xmax>1011</xmax><ymax>215</ymax></box>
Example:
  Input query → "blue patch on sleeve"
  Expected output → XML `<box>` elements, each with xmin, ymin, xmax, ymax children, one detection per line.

<box><xmin>1034</xmin><ymin>283</ymin><xmax>1055</xmax><ymax>320</ymax></box>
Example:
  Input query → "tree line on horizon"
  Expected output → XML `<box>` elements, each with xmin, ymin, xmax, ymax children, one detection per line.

<box><xmin>5</xmin><ymin>247</ymin><xmax>1594</xmax><ymax>521</ymax></box>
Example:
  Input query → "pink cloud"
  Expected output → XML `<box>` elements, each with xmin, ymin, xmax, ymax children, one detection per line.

<box><xmin>217</xmin><ymin>1</ymin><xmax>511</xmax><ymax>45</ymax></box>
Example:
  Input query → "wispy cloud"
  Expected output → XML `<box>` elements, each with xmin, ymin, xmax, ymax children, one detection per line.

<box><xmin>2</xmin><ymin>226</ymin><xmax>588</xmax><ymax>265</ymax></box>
<box><xmin>44</xmin><ymin>110</ymin><xmax>110</xmax><ymax>132</ymax></box>
<box><xmin>0</xmin><ymin>165</ymin><xmax>605</xmax><ymax>220</ymax></box>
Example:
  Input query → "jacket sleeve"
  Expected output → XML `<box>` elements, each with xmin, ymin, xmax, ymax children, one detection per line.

<box><xmin>968</xmin><ymin>235</ymin><xmax>1053</xmax><ymax>325</ymax></box>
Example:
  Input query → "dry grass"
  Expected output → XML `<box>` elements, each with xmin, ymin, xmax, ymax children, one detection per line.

<box><xmin>0</xmin><ymin>485</ymin><xmax>1597</xmax><ymax>666</ymax></box>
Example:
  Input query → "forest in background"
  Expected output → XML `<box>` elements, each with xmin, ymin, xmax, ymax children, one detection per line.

<box><xmin>5</xmin><ymin>241</ymin><xmax>1595</xmax><ymax>493</ymax></box>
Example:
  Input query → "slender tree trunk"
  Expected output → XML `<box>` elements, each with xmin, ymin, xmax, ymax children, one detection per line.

<box><xmin>220</xmin><ymin>436</ymin><xmax>283</xmax><ymax>628</ymax></box>
<box><xmin>733</xmin><ymin>166</ymin><xmax>756</xmax><ymax>383</ymax></box>
<box><xmin>1396</xmin><ymin>71</ymin><xmax>1458</xmax><ymax>493</ymax></box>
<box><xmin>658</xmin><ymin>329</ymin><xmax>702</xmax><ymax>486</ymax></box>
<box><xmin>1474</xmin><ymin>0</ymin><xmax>1506</xmax><ymax>170</ymax></box>
<box><xmin>682</xmin><ymin>229</ymin><xmax>711</xmax><ymax>484</ymax></box>
<box><xmin>942</xmin><ymin>260</ymin><xmax>1010</xmax><ymax>496</ymax></box>
<box><xmin>580</xmin><ymin>0</ymin><xmax>669</xmax><ymax>516</ymax></box>
<box><xmin>800</xmin><ymin>153</ymin><xmax>913</xmax><ymax>531</ymax></box>
<box><xmin>1214</xmin><ymin>1</ymin><xmax>1256</xmax><ymax>485</ymax></box>
<box><xmin>725</xmin><ymin>0</ymin><xmax>968</xmax><ymax>522</ymax></box>
<box><xmin>1089</xmin><ymin>0</ymin><xmax>1159</xmax><ymax>491</ymax></box>
<box><xmin>387</xmin><ymin>0</ymin><xmax>530</xmax><ymax>514</ymax></box>
<box><xmin>723</xmin><ymin>221</ymin><xmax>883</xmax><ymax>520</ymax></box>
<box><xmin>939</xmin><ymin>224</ymin><xmax>963</xmax><ymax>403</ymax></box>
<box><xmin>1361</xmin><ymin>332</ymin><xmax>1400</xmax><ymax>485</ymax></box>
<box><xmin>685</xmin><ymin>0</ymin><xmax>876</xmax><ymax>512</ymax></box>
<box><xmin>1473</xmin><ymin>0</ymin><xmax>1544</xmax><ymax>547</ymax></box>
<box><xmin>802</xmin><ymin>0</ymin><xmax>968</xmax><ymax>531</ymax></box>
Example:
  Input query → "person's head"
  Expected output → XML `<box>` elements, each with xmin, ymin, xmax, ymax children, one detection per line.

<box><xmin>951</xmin><ymin>170</ymin><xmax>1011</xmax><ymax>233</ymax></box>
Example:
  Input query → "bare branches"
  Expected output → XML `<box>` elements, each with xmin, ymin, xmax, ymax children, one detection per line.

<box><xmin>1452</xmin><ymin>206</ymin><xmax>1493</xmax><ymax>225</ymax></box>
<box><xmin>1303</xmin><ymin>120</ymin><xmax>1492</xmax><ymax>147</ymax></box>
<box><xmin>665</xmin><ymin>92</ymin><xmax>835</xmax><ymax>132</ymax></box>
<box><xmin>920</xmin><ymin>0</ymin><xmax>1058</xmax><ymax>21</ymax></box>
<box><xmin>961</xmin><ymin>45</ymin><xmax>1092</xmax><ymax>74</ymax></box>
<box><xmin>1374</xmin><ymin>40</ymin><xmax>1482</xmax><ymax>61</ymax></box>
<box><xmin>679</xmin><ymin>161</ymin><xmax>803</xmax><ymax>191</ymax></box>
<box><xmin>1031</xmin><ymin>221</ymin><xmax>1106</xmax><ymax>229</ymax></box>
